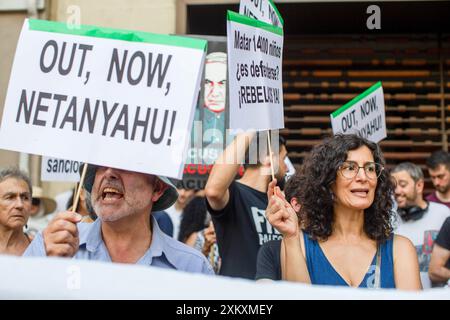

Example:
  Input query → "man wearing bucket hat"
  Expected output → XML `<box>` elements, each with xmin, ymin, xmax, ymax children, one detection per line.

<box><xmin>26</xmin><ymin>186</ymin><xmax>57</xmax><ymax>237</ymax></box>
<box><xmin>24</xmin><ymin>165</ymin><xmax>214</xmax><ymax>274</ymax></box>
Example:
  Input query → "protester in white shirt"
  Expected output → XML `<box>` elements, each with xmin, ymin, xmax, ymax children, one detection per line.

<box><xmin>165</xmin><ymin>188</ymin><xmax>196</xmax><ymax>239</ymax></box>
<box><xmin>391</xmin><ymin>162</ymin><xmax>450</xmax><ymax>288</ymax></box>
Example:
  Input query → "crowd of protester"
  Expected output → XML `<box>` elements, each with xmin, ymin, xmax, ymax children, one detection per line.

<box><xmin>1</xmin><ymin>133</ymin><xmax>450</xmax><ymax>290</ymax></box>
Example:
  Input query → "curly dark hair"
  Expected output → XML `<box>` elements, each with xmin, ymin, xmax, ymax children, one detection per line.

<box><xmin>284</xmin><ymin>172</ymin><xmax>303</xmax><ymax>203</ymax></box>
<box><xmin>296</xmin><ymin>134</ymin><xmax>394</xmax><ymax>242</ymax></box>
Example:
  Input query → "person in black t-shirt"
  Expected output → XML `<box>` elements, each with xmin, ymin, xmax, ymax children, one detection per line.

<box><xmin>255</xmin><ymin>238</ymin><xmax>282</xmax><ymax>281</ymax></box>
<box><xmin>429</xmin><ymin>217</ymin><xmax>450</xmax><ymax>285</ymax></box>
<box><xmin>205</xmin><ymin>131</ymin><xmax>288</xmax><ymax>279</ymax></box>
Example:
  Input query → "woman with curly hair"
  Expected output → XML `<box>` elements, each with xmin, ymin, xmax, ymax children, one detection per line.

<box><xmin>258</xmin><ymin>134</ymin><xmax>421</xmax><ymax>290</ymax></box>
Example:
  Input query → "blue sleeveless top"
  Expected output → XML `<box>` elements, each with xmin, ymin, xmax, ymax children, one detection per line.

<box><xmin>303</xmin><ymin>232</ymin><xmax>396</xmax><ymax>288</ymax></box>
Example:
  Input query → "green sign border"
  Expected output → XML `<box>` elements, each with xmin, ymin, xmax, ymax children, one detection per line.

<box><xmin>28</xmin><ymin>19</ymin><xmax>207</xmax><ymax>51</ymax></box>
<box><xmin>227</xmin><ymin>11</ymin><xmax>283</xmax><ymax>36</ymax></box>
<box><xmin>268</xmin><ymin>0</ymin><xmax>284</xmax><ymax>26</ymax></box>
<box><xmin>331</xmin><ymin>82</ymin><xmax>383</xmax><ymax>118</ymax></box>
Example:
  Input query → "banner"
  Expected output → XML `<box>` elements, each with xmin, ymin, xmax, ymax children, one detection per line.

<box><xmin>227</xmin><ymin>11</ymin><xmax>284</xmax><ymax>132</ymax></box>
<box><xmin>0</xmin><ymin>256</ymin><xmax>447</xmax><ymax>299</ymax></box>
<box><xmin>41</xmin><ymin>156</ymin><xmax>81</xmax><ymax>182</ymax></box>
<box><xmin>0</xmin><ymin>19</ymin><xmax>206</xmax><ymax>179</ymax></box>
<box><xmin>239</xmin><ymin>0</ymin><xmax>284</xmax><ymax>28</ymax></box>
<box><xmin>330</xmin><ymin>82</ymin><xmax>387</xmax><ymax>143</ymax></box>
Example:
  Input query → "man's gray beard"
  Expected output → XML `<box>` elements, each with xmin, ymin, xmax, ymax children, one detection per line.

<box><xmin>93</xmin><ymin>203</ymin><xmax>135</xmax><ymax>222</ymax></box>
<box><xmin>403</xmin><ymin>188</ymin><xmax>419</xmax><ymax>208</ymax></box>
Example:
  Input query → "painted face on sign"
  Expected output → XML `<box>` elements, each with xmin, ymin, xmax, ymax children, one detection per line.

<box><xmin>204</xmin><ymin>52</ymin><xmax>227</xmax><ymax>113</ymax></box>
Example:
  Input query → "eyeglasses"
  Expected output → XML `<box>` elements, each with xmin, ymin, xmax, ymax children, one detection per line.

<box><xmin>339</xmin><ymin>161</ymin><xmax>384</xmax><ymax>180</ymax></box>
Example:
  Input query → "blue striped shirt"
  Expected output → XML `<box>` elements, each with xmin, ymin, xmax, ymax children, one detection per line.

<box><xmin>23</xmin><ymin>217</ymin><xmax>214</xmax><ymax>275</ymax></box>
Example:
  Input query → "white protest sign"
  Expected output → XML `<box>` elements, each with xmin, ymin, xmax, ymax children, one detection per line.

<box><xmin>239</xmin><ymin>0</ymin><xmax>284</xmax><ymax>28</ymax></box>
<box><xmin>330</xmin><ymin>82</ymin><xmax>386</xmax><ymax>143</ymax></box>
<box><xmin>227</xmin><ymin>11</ymin><xmax>284</xmax><ymax>132</ymax></box>
<box><xmin>0</xmin><ymin>256</ymin><xmax>448</xmax><ymax>299</ymax></box>
<box><xmin>41</xmin><ymin>156</ymin><xmax>81</xmax><ymax>182</ymax></box>
<box><xmin>0</xmin><ymin>19</ymin><xmax>206</xmax><ymax>179</ymax></box>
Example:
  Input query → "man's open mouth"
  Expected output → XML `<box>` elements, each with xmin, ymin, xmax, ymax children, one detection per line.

<box><xmin>102</xmin><ymin>187</ymin><xmax>124</xmax><ymax>200</ymax></box>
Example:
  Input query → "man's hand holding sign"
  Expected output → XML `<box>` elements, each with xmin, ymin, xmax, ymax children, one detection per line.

<box><xmin>43</xmin><ymin>211</ymin><xmax>81</xmax><ymax>257</ymax></box>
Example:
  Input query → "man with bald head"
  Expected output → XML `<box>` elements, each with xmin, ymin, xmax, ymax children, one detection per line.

<box><xmin>24</xmin><ymin>165</ymin><xmax>213</xmax><ymax>274</ymax></box>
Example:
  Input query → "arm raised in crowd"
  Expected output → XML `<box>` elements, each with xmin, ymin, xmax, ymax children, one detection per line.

<box><xmin>265</xmin><ymin>179</ymin><xmax>311</xmax><ymax>283</ymax></box>
<box><xmin>428</xmin><ymin>244</ymin><xmax>450</xmax><ymax>284</ymax></box>
<box><xmin>205</xmin><ymin>131</ymin><xmax>256</xmax><ymax>211</ymax></box>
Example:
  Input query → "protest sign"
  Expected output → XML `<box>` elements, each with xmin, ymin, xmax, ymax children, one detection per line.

<box><xmin>176</xmin><ymin>36</ymin><xmax>231</xmax><ymax>189</ymax></box>
<box><xmin>330</xmin><ymin>82</ymin><xmax>386</xmax><ymax>143</ymax></box>
<box><xmin>227</xmin><ymin>11</ymin><xmax>284</xmax><ymax>132</ymax></box>
<box><xmin>239</xmin><ymin>0</ymin><xmax>284</xmax><ymax>28</ymax></box>
<box><xmin>0</xmin><ymin>19</ymin><xmax>206</xmax><ymax>179</ymax></box>
<box><xmin>41</xmin><ymin>156</ymin><xmax>81</xmax><ymax>182</ymax></box>
<box><xmin>187</xmin><ymin>36</ymin><xmax>231</xmax><ymax>166</ymax></box>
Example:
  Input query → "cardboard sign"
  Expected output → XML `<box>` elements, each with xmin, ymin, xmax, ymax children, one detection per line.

<box><xmin>239</xmin><ymin>0</ymin><xmax>284</xmax><ymax>28</ymax></box>
<box><xmin>227</xmin><ymin>11</ymin><xmax>284</xmax><ymax>132</ymax></box>
<box><xmin>330</xmin><ymin>82</ymin><xmax>387</xmax><ymax>143</ymax></box>
<box><xmin>41</xmin><ymin>156</ymin><xmax>81</xmax><ymax>182</ymax></box>
<box><xmin>0</xmin><ymin>19</ymin><xmax>206</xmax><ymax>179</ymax></box>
